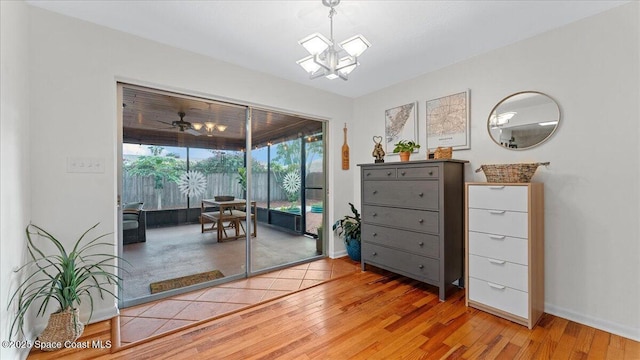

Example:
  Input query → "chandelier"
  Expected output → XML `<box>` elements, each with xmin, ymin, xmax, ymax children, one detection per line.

<box><xmin>296</xmin><ymin>0</ymin><xmax>370</xmax><ymax>81</ymax></box>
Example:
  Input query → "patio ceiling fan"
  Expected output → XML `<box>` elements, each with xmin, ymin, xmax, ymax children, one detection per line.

<box><xmin>156</xmin><ymin>112</ymin><xmax>201</xmax><ymax>136</ymax></box>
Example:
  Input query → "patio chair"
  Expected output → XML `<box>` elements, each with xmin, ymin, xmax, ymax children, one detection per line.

<box><xmin>123</xmin><ymin>202</ymin><xmax>146</xmax><ymax>244</ymax></box>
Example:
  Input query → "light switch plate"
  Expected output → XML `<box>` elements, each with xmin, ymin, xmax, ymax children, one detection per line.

<box><xmin>67</xmin><ymin>157</ymin><xmax>105</xmax><ymax>173</ymax></box>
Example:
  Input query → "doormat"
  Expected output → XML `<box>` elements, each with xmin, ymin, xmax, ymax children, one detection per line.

<box><xmin>150</xmin><ymin>270</ymin><xmax>225</xmax><ymax>294</ymax></box>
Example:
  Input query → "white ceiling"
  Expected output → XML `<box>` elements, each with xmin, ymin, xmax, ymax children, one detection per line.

<box><xmin>27</xmin><ymin>0</ymin><xmax>629</xmax><ymax>98</ymax></box>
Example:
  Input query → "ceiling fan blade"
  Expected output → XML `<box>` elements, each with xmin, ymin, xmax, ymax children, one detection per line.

<box><xmin>185</xmin><ymin>128</ymin><xmax>201</xmax><ymax>136</ymax></box>
<box><xmin>155</xmin><ymin>119</ymin><xmax>174</xmax><ymax>126</ymax></box>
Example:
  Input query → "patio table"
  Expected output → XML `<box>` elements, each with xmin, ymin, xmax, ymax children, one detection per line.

<box><xmin>200</xmin><ymin>199</ymin><xmax>257</xmax><ymax>241</ymax></box>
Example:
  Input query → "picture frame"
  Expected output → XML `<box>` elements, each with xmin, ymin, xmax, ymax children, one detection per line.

<box><xmin>426</xmin><ymin>90</ymin><xmax>470</xmax><ymax>150</ymax></box>
<box><xmin>385</xmin><ymin>102</ymin><xmax>418</xmax><ymax>154</ymax></box>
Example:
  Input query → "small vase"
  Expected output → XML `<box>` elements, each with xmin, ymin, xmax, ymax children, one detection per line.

<box><xmin>345</xmin><ymin>237</ymin><xmax>361</xmax><ymax>262</ymax></box>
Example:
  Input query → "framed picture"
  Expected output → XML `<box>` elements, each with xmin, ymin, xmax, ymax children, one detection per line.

<box><xmin>426</xmin><ymin>90</ymin><xmax>470</xmax><ymax>150</ymax></box>
<box><xmin>385</xmin><ymin>102</ymin><xmax>418</xmax><ymax>154</ymax></box>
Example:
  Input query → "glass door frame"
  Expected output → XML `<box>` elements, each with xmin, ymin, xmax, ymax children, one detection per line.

<box><xmin>117</xmin><ymin>82</ymin><xmax>328</xmax><ymax>306</ymax></box>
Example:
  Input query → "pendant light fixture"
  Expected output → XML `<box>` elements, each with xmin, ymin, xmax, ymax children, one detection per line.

<box><xmin>296</xmin><ymin>0</ymin><xmax>370</xmax><ymax>80</ymax></box>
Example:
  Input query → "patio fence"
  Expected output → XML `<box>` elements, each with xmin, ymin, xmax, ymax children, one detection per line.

<box><xmin>122</xmin><ymin>172</ymin><xmax>289</xmax><ymax>210</ymax></box>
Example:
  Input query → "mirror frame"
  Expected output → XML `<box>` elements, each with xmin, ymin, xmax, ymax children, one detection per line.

<box><xmin>487</xmin><ymin>91</ymin><xmax>560</xmax><ymax>150</ymax></box>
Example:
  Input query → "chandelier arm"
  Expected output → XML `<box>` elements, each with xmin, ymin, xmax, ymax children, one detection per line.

<box><xmin>310</xmin><ymin>71</ymin><xmax>327</xmax><ymax>80</ymax></box>
<box><xmin>335</xmin><ymin>56</ymin><xmax>357</xmax><ymax>71</ymax></box>
<box><xmin>313</xmin><ymin>54</ymin><xmax>331</xmax><ymax>71</ymax></box>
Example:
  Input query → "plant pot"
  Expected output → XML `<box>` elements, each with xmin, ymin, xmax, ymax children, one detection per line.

<box><xmin>399</xmin><ymin>151</ymin><xmax>411</xmax><ymax>162</ymax></box>
<box><xmin>345</xmin><ymin>237</ymin><xmax>361</xmax><ymax>262</ymax></box>
<box><xmin>38</xmin><ymin>308</ymin><xmax>84</xmax><ymax>350</ymax></box>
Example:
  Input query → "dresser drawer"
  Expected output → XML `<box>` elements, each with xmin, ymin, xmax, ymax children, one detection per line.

<box><xmin>363</xmin><ymin>224</ymin><xmax>439</xmax><ymax>258</ymax></box>
<box><xmin>363</xmin><ymin>205</ymin><xmax>439</xmax><ymax>234</ymax></box>
<box><xmin>469</xmin><ymin>254</ymin><xmax>528</xmax><ymax>292</ymax></box>
<box><xmin>468</xmin><ymin>231</ymin><xmax>528</xmax><ymax>265</ymax></box>
<box><xmin>468</xmin><ymin>185</ymin><xmax>528</xmax><ymax>212</ymax></box>
<box><xmin>363</xmin><ymin>180</ymin><xmax>439</xmax><ymax>210</ymax></box>
<box><xmin>397</xmin><ymin>166</ymin><xmax>439</xmax><ymax>179</ymax></box>
<box><xmin>468</xmin><ymin>208</ymin><xmax>528</xmax><ymax>238</ymax></box>
<box><xmin>468</xmin><ymin>277</ymin><xmax>528</xmax><ymax>318</ymax></box>
<box><xmin>363</xmin><ymin>242</ymin><xmax>439</xmax><ymax>283</ymax></box>
<box><xmin>363</xmin><ymin>168</ymin><xmax>396</xmax><ymax>179</ymax></box>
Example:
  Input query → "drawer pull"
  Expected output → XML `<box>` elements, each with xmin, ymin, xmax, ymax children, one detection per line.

<box><xmin>372</xmin><ymin>213</ymin><xmax>377</xmax><ymax>217</ymax></box>
<box><xmin>401</xmin><ymin>171</ymin><xmax>406</xmax><ymax>176</ymax></box>
<box><xmin>489</xmin><ymin>186</ymin><xmax>505</xmax><ymax>190</ymax></box>
<box><xmin>418</xmin><ymin>264</ymin><xmax>424</xmax><ymax>269</ymax></box>
<box><xmin>489</xmin><ymin>235</ymin><xmax>506</xmax><ymax>240</ymax></box>
<box><xmin>373</xmin><ymin>190</ymin><xmax>378</xmax><ymax>194</ymax></box>
<box><xmin>418</xmin><ymin>192</ymin><xmax>424</xmax><ymax>197</ymax></box>
<box><xmin>488</xmin><ymin>258</ymin><xmax>506</xmax><ymax>265</ymax></box>
<box><xmin>372</xmin><ymin>252</ymin><xmax>378</xmax><ymax>256</ymax></box>
<box><xmin>366</xmin><ymin>172</ymin><xmax>371</xmax><ymax>177</ymax></box>
<box><xmin>489</xmin><ymin>210</ymin><xmax>506</xmax><ymax>215</ymax></box>
<box><xmin>418</xmin><ymin>219</ymin><xmax>424</xmax><ymax>223</ymax></box>
<box><xmin>372</xmin><ymin>233</ymin><xmax>378</xmax><ymax>237</ymax></box>
<box><xmin>488</xmin><ymin>282</ymin><xmax>506</xmax><ymax>290</ymax></box>
<box><xmin>418</xmin><ymin>242</ymin><xmax>424</xmax><ymax>246</ymax></box>
<box><xmin>386</xmin><ymin>172</ymin><xmax>392</xmax><ymax>176</ymax></box>
<box><xmin>428</xmin><ymin>171</ymin><xmax>433</xmax><ymax>175</ymax></box>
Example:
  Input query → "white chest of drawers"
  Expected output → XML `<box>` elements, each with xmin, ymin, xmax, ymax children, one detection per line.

<box><xmin>465</xmin><ymin>183</ymin><xmax>544</xmax><ymax>328</ymax></box>
<box><xmin>359</xmin><ymin>160</ymin><xmax>467</xmax><ymax>301</ymax></box>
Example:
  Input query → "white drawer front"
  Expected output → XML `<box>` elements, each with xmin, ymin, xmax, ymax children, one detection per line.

<box><xmin>468</xmin><ymin>231</ymin><xmax>528</xmax><ymax>265</ymax></box>
<box><xmin>469</xmin><ymin>254</ymin><xmax>528</xmax><ymax>292</ymax></box>
<box><xmin>468</xmin><ymin>277</ymin><xmax>528</xmax><ymax>318</ymax></box>
<box><xmin>468</xmin><ymin>185</ymin><xmax>528</xmax><ymax>212</ymax></box>
<box><xmin>468</xmin><ymin>208</ymin><xmax>528</xmax><ymax>238</ymax></box>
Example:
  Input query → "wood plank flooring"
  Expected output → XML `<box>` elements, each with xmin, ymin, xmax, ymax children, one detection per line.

<box><xmin>29</xmin><ymin>268</ymin><xmax>639</xmax><ymax>359</ymax></box>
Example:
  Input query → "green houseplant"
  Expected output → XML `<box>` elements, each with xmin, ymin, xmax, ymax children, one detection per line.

<box><xmin>9</xmin><ymin>223</ymin><xmax>125</xmax><ymax>349</ymax></box>
<box><xmin>333</xmin><ymin>203</ymin><xmax>361</xmax><ymax>261</ymax></box>
<box><xmin>393</xmin><ymin>140</ymin><xmax>421</xmax><ymax>162</ymax></box>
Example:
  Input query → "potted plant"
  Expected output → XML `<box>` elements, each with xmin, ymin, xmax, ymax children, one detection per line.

<box><xmin>333</xmin><ymin>203</ymin><xmax>361</xmax><ymax>261</ymax></box>
<box><xmin>393</xmin><ymin>140</ymin><xmax>421</xmax><ymax>161</ymax></box>
<box><xmin>9</xmin><ymin>223</ymin><xmax>125</xmax><ymax>350</ymax></box>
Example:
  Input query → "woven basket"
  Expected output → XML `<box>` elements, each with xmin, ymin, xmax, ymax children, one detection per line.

<box><xmin>38</xmin><ymin>308</ymin><xmax>84</xmax><ymax>350</ymax></box>
<box><xmin>434</xmin><ymin>147</ymin><xmax>453</xmax><ymax>159</ymax></box>
<box><xmin>475</xmin><ymin>162</ymin><xmax>550</xmax><ymax>183</ymax></box>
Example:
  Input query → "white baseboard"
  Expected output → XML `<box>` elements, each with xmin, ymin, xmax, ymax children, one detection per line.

<box><xmin>330</xmin><ymin>250</ymin><xmax>347</xmax><ymax>259</ymax></box>
<box><xmin>33</xmin><ymin>305</ymin><xmax>119</xmax><ymax>337</ymax></box>
<box><xmin>545</xmin><ymin>302</ymin><xmax>639</xmax><ymax>341</ymax></box>
<box><xmin>85</xmin><ymin>305</ymin><xmax>119</xmax><ymax>324</ymax></box>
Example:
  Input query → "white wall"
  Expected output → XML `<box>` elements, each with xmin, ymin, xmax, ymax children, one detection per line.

<box><xmin>23</xmin><ymin>5</ymin><xmax>353</xmax><ymax>337</ymax></box>
<box><xmin>1</xmin><ymin>1</ymin><xmax>33</xmax><ymax>359</ymax></box>
<box><xmin>352</xmin><ymin>3</ymin><xmax>639</xmax><ymax>340</ymax></box>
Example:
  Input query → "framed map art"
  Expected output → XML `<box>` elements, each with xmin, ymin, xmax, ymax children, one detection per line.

<box><xmin>385</xmin><ymin>102</ymin><xmax>418</xmax><ymax>154</ymax></box>
<box><xmin>426</xmin><ymin>90</ymin><xmax>470</xmax><ymax>150</ymax></box>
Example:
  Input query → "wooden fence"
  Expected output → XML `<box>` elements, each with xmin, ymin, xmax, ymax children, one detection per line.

<box><xmin>122</xmin><ymin>173</ymin><xmax>289</xmax><ymax>210</ymax></box>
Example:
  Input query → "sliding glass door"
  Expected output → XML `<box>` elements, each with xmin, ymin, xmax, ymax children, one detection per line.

<box><xmin>118</xmin><ymin>84</ymin><xmax>326</xmax><ymax>306</ymax></box>
<box><xmin>248</xmin><ymin>110</ymin><xmax>325</xmax><ymax>274</ymax></box>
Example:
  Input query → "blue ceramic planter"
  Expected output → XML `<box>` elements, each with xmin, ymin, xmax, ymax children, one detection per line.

<box><xmin>345</xmin><ymin>237</ymin><xmax>361</xmax><ymax>262</ymax></box>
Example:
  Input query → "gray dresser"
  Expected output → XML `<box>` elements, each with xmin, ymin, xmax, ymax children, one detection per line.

<box><xmin>359</xmin><ymin>159</ymin><xmax>467</xmax><ymax>300</ymax></box>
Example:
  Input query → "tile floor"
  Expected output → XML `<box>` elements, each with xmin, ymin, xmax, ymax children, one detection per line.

<box><xmin>119</xmin><ymin>257</ymin><xmax>360</xmax><ymax>344</ymax></box>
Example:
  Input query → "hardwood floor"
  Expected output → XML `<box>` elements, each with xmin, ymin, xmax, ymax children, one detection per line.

<box><xmin>29</xmin><ymin>267</ymin><xmax>639</xmax><ymax>359</ymax></box>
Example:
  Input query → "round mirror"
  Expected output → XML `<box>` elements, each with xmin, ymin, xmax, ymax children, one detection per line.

<box><xmin>488</xmin><ymin>91</ymin><xmax>560</xmax><ymax>150</ymax></box>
